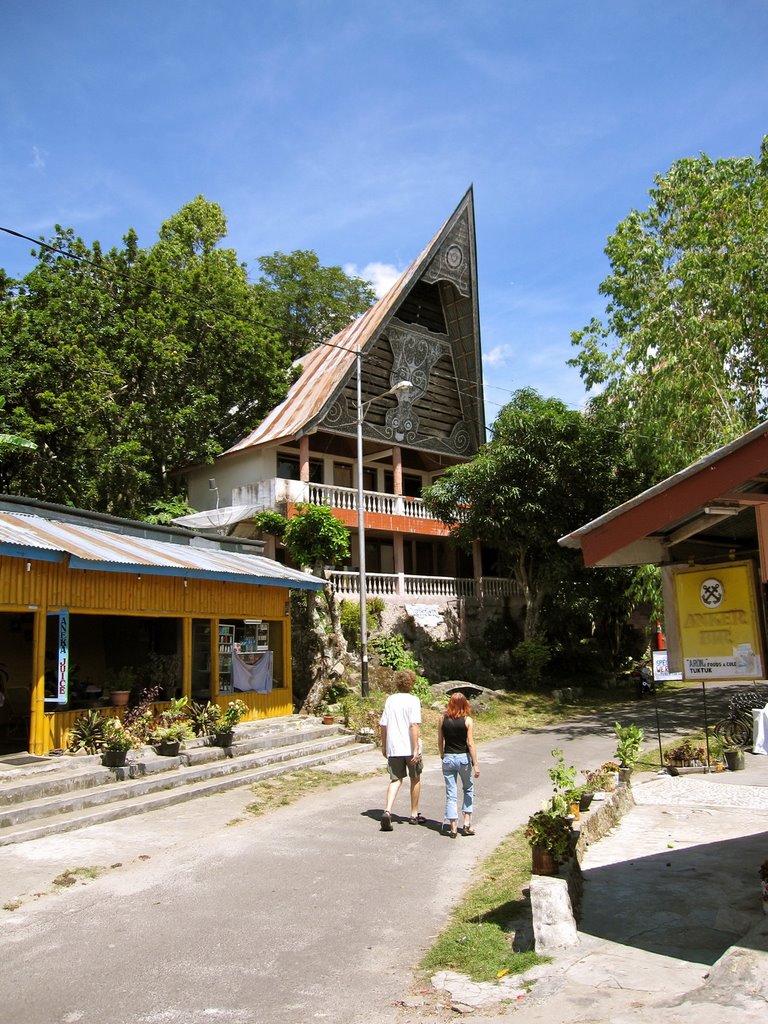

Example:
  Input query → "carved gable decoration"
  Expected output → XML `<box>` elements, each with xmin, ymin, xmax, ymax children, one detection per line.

<box><xmin>422</xmin><ymin>215</ymin><xmax>471</xmax><ymax>297</ymax></box>
<box><xmin>323</xmin><ymin>320</ymin><xmax>473</xmax><ymax>456</ymax></box>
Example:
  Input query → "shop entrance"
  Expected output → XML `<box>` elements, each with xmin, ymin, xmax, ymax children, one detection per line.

<box><xmin>0</xmin><ymin>613</ymin><xmax>34</xmax><ymax>754</ymax></box>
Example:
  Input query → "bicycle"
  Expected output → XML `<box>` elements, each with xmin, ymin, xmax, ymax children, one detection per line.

<box><xmin>713</xmin><ymin>687</ymin><xmax>768</xmax><ymax>747</ymax></box>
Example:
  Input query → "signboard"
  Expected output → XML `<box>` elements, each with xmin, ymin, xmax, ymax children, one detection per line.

<box><xmin>651</xmin><ymin>650</ymin><xmax>683</xmax><ymax>682</ymax></box>
<box><xmin>673</xmin><ymin>562</ymin><xmax>764</xmax><ymax>680</ymax></box>
<box><xmin>45</xmin><ymin>610</ymin><xmax>69</xmax><ymax>705</ymax></box>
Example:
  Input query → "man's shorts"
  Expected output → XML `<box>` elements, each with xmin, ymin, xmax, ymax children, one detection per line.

<box><xmin>387</xmin><ymin>755</ymin><xmax>423</xmax><ymax>782</ymax></box>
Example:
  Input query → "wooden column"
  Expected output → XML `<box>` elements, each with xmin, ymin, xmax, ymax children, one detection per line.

<box><xmin>182</xmin><ymin>617</ymin><xmax>192</xmax><ymax>700</ymax></box>
<box><xmin>392</xmin><ymin>446</ymin><xmax>403</xmax><ymax>495</ymax></box>
<box><xmin>299</xmin><ymin>435</ymin><xmax>310</xmax><ymax>483</ymax></box>
<box><xmin>30</xmin><ymin>609</ymin><xmax>47</xmax><ymax>754</ymax></box>
<box><xmin>756</xmin><ymin>503</ymin><xmax>768</xmax><ymax>583</ymax></box>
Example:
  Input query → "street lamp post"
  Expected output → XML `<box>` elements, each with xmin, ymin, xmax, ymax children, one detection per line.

<box><xmin>356</xmin><ymin>350</ymin><xmax>413</xmax><ymax>698</ymax></box>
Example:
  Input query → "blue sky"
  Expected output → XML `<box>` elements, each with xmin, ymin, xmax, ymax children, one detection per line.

<box><xmin>3</xmin><ymin>1</ymin><xmax>767</xmax><ymax>424</ymax></box>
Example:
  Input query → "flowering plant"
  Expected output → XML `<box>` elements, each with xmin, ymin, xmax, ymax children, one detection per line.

<box><xmin>216</xmin><ymin>699</ymin><xmax>249</xmax><ymax>732</ymax></box>
<box><xmin>583</xmin><ymin>767</ymin><xmax>611</xmax><ymax>792</ymax></box>
<box><xmin>102</xmin><ymin>717</ymin><xmax>138</xmax><ymax>752</ymax></box>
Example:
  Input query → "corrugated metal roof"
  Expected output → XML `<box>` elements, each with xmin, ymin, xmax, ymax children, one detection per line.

<box><xmin>224</xmin><ymin>192</ymin><xmax>471</xmax><ymax>455</ymax></box>
<box><xmin>0</xmin><ymin>512</ymin><xmax>323</xmax><ymax>590</ymax></box>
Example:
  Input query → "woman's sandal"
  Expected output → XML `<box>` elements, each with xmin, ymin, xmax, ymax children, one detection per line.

<box><xmin>461</xmin><ymin>826</ymin><xmax>476</xmax><ymax>836</ymax></box>
<box><xmin>409</xmin><ymin>813</ymin><xmax>427</xmax><ymax>825</ymax></box>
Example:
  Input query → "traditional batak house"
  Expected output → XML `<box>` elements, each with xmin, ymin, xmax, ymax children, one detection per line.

<box><xmin>177</xmin><ymin>190</ymin><xmax>515</xmax><ymax>624</ymax></box>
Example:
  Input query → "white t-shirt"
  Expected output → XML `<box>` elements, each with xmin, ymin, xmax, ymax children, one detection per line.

<box><xmin>380</xmin><ymin>692</ymin><xmax>422</xmax><ymax>757</ymax></box>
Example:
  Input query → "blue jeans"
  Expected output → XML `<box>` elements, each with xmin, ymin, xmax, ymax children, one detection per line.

<box><xmin>442</xmin><ymin>753</ymin><xmax>474</xmax><ymax>821</ymax></box>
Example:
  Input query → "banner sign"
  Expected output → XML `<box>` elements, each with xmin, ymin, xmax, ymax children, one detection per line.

<box><xmin>651</xmin><ymin>650</ymin><xmax>683</xmax><ymax>682</ymax></box>
<box><xmin>45</xmin><ymin>610</ymin><xmax>69</xmax><ymax>704</ymax></box>
<box><xmin>673</xmin><ymin>562</ymin><xmax>764</xmax><ymax>680</ymax></box>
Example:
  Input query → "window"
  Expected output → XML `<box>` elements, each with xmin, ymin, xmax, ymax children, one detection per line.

<box><xmin>384</xmin><ymin>472</ymin><xmax>422</xmax><ymax>497</ymax></box>
<box><xmin>277</xmin><ymin>454</ymin><xmax>323</xmax><ymax>483</ymax></box>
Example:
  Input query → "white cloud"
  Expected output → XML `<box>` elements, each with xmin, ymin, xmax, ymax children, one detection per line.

<box><xmin>345</xmin><ymin>261</ymin><xmax>402</xmax><ymax>298</ymax></box>
<box><xmin>483</xmin><ymin>344</ymin><xmax>513</xmax><ymax>368</ymax></box>
<box><xmin>30</xmin><ymin>146</ymin><xmax>47</xmax><ymax>171</ymax></box>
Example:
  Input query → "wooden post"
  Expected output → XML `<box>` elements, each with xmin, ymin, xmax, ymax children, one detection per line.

<box><xmin>30</xmin><ymin>609</ymin><xmax>47</xmax><ymax>754</ymax></box>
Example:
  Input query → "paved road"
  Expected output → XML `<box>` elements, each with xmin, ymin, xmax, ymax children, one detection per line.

<box><xmin>0</xmin><ymin>686</ymin><xmax>741</xmax><ymax>1024</ymax></box>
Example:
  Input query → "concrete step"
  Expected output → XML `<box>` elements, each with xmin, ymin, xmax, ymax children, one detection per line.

<box><xmin>0</xmin><ymin>740</ymin><xmax>373</xmax><ymax>846</ymax></box>
<box><xmin>0</xmin><ymin>716</ymin><xmax>375</xmax><ymax>846</ymax></box>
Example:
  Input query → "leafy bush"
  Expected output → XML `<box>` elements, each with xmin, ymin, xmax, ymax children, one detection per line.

<box><xmin>339</xmin><ymin>598</ymin><xmax>385</xmax><ymax>649</ymax></box>
<box><xmin>411</xmin><ymin>675</ymin><xmax>432</xmax><ymax>703</ymax></box>
<box><xmin>509</xmin><ymin>637</ymin><xmax>551</xmax><ymax>688</ymax></box>
<box><xmin>370</xmin><ymin>633</ymin><xmax>419</xmax><ymax>672</ymax></box>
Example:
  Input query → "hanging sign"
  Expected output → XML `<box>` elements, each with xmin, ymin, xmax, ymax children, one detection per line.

<box><xmin>673</xmin><ymin>562</ymin><xmax>764</xmax><ymax>680</ymax></box>
<box><xmin>45</xmin><ymin>610</ymin><xmax>69</xmax><ymax>704</ymax></box>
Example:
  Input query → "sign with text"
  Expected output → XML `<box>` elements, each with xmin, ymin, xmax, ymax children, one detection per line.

<box><xmin>673</xmin><ymin>562</ymin><xmax>764</xmax><ymax>680</ymax></box>
<box><xmin>45</xmin><ymin>610</ymin><xmax>69</xmax><ymax>704</ymax></box>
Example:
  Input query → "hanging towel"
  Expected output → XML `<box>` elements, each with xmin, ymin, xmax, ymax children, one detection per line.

<box><xmin>233</xmin><ymin>651</ymin><xmax>273</xmax><ymax>693</ymax></box>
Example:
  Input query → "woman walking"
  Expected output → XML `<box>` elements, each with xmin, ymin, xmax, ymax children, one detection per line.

<box><xmin>438</xmin><ymin>692</ymin><xmax>480</xmax><ymax>838</ymax></box>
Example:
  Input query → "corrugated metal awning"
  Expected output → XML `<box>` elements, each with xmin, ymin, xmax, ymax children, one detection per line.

<box><xmin>0</xmin><ymin>512</ymin><xmax>323</xmax><ymax>590</ymax></box>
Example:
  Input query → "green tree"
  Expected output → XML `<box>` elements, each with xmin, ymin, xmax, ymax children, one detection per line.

<box><xmin>423</xmin><ymin>389</ymin><xmax>649</xmax><ymax>660</ymax></box>
<box><xmin>255</xmin><ymin>250</ymin><xmax>376</xmax><ymax>360</ymax></box>
<box><xmin>570</xmin><ymin>137</ymin><xmax>768</xmax><ymax>476</ymax></box>
<box><xmin>282</xmin><ymin>504</ymin><xmax>350</xmax><ymax>576</ymax></box>
<box><xmin>0</xmin><ymin>199</ymin><xmax>294</xmax><ymax>515</ymax></box>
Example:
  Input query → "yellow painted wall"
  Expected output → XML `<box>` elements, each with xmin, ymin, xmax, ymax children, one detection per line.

<box><xmin>0</xmin><ymin>556</ymin><xmax>295</xmax><ymax>753</ymax></box>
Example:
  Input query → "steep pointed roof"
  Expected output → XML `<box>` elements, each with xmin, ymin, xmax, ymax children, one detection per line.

<box><xmin>225</xmin><ymin>188</ymin><xmax>484</xmax><ymax>458</ymax></box>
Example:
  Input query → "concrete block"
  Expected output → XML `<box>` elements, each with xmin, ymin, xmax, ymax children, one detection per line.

<box><xmin>530</xmin><ymin>875</ymin><xmax>580</xmax><ymax>952</ymax></box>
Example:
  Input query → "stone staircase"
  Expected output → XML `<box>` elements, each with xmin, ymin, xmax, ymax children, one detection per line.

<box><xmin>0</xmin><ymin>716</ymin><xmax>373</xmax><ymax>846</ymax></box>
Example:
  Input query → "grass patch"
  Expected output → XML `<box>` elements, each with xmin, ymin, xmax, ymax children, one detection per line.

<box><xmin>52</xmin><ymin>865</ymin><xmax>106</xmax><ymax>887</ymax></box>
<box><xmin>243</xmin><ymin>768</ymin><xmax>368</xmax><ymax>817</ymax></box>
<box><xmin>420</xmin><ymin>827</ymin><xmax>549</xmax><ymax>983</ymax></box>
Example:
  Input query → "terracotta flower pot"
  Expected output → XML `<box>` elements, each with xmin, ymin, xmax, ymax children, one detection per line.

<box><xmin>110</xmin><ymin>690</ymin><xmax>130</xmax><ymax>707</ymax></box>
<box><xmin>531</xmin><ymin>845</ymin><xmax>559</xmax><ymax>876</ymax></box>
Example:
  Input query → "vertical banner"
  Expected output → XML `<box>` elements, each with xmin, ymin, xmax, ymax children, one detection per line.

<box><xmin>673</xmin><ymin>562</ymin><xmax>764</xmax><ymax>680</ymax></box>
<box><xmin>46</xmin><ymin>610</ymin><xmax>69</xmax><ymax>704</ymax></box>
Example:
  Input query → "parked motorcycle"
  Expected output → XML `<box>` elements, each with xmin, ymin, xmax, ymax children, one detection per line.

<box><xmin>631</xmin><ymin>663</ymin><xmax>656</xmax><ymax>699</ymax></box>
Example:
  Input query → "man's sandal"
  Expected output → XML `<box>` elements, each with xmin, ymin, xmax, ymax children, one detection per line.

<box><xmin>380</xmin><ymin>812</ymin><xmax>393</xmax><ymax>832</ymax></box>
<box><xmin>408</xmin><ymin>813</ymin><xmax>426</xmax><ymax>825</ymax></box>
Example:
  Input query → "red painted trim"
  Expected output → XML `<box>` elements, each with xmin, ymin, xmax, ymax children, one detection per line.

<box><xmin>580</xmin><ymin>434</ymin><xmax>768</xmax><ymax>567</ymax></box>
<box><xmin>285</xmin><ymin>502</ymin><xmax>451</xmax><ymax>537</ymax></box>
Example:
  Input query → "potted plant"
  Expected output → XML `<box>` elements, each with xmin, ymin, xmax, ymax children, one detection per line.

<box><xmin>101</xmin><ymin>717</ymin><xmax>138</xmax><ymax>767</ymax></box>
<box><xmin>212</xmin><ymin>698</ymin><xmax>249</xmax><ymax>746</ymax></box>
<box><xmin>151</xmin><ymin>720</ymin><xmax>192</xmax><ymax>756</ymax></box>
<box><xmin>600</xmin><ymin>761</ymin><xmax>620</xmax><ymax>791</ymax></box>
<box><xmin>582</xmin><ymin>766</ymin><xmax>610</xmax><ymax>802</ymax></box>
<box><xmin>187</xmin><ymin>700</ymin><xmax>222</xmax><ymax>737</ymax></box>
<box><xmin>664</xmin><ymin>738</ymin><xmax>706</xmax><ymax>768</ymax></box>
<box><xmin>524</xmin><ymin>808</ymin><xmax>574</xmax><ymax>875</ymax></box>
<box><xmin>724</xmin><ymin>745</ymin><xmax>745</xmax><ymax>771</ymax></box>
<box><xmin>150</xmin><ymin>696</ymin><xmax>193</xmax><ymax>755</ymax></box>
<box><xmin>104</xmin><ymin>666</ymin><xmax>137</xmax><ymax>707</ymax></box>
<box><xmin>68</xmin><ymin>709</ymin><xmax>107</xmax><ymax>754</ymax></box>
<box><xmin>614</xmin><ymin>722</ymin><xmax>644</xmax><ymax>782</ymax></box>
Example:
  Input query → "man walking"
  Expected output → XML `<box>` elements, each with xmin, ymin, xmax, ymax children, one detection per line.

<box><xmin>379</xmin><ymin>670</ymin><xmax>423</xmax><ymax>831</ymax></box>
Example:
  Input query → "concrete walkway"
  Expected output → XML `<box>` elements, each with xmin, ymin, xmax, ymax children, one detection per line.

<box><xmin>0</xmin><ymin>700</ymin><xmax>766</xmax><ymax>1023</ymax></box>
<box><xmin>442</xmin><ymin>754</ymin><xmax>768</xmax><ymax>1023</ymax></box>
